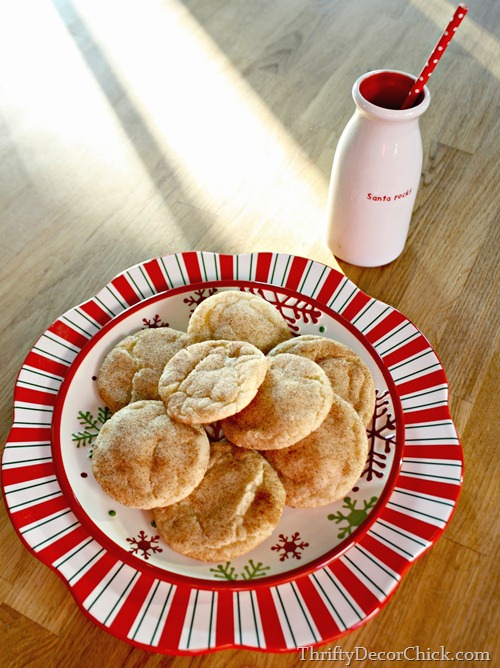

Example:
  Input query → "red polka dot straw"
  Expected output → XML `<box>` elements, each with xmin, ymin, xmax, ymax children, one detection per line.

<box><xmin>401</xmin><ymin>3</ymin><xmax>469</xmax><ymax>110</ymax></box>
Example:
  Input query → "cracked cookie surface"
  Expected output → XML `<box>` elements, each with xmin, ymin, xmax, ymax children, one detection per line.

<box><xmin>152</xmin><ymin>440</ymin><xmax>286</xmax><ymax>561</ymax></box>
<box><xmin>268</xmin><ymin>335</ymin><xmax>375</xmax><ymax>426</ymax></box>
<box><xmin>221</xmin><ymin>353</ymin><xmax>334</xmax><ymax>450</ymax></box>
<box><xmin>264</xmin><ymin>393</ymin><xmax>369</xmax><ymax>508</ymax></box>
<box><xmin>97</xmin><ymin>327</ymin><xmax>194</xmax><ymax>413</ymax></box>
<box><xmin>159</xmin><ymin>340</ymin><xmax>268</xmax><ymax>424</ymax></box>
<box><xmin>187</xmin><ymin>289</ymin><xmax>292</xmax><ymax>353</ymax></box>
<box><xmin>92</xmin><ymin>400</ymin><xmax>210</xmax><ymax>509</ymax></box>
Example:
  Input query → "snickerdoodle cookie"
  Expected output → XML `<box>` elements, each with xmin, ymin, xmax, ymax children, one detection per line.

<box><xmin>152</xmin><ymin>440</ymin><xmax>286</xmax><ymax>561</ymax></box>
<box><xmin>92</xmin><ymin>400</ymin><xmax>210</xmax><ymax>509</ymax></box>
<box><xmin>97</xmin><ymin>327</ymin><xmax>194</xmax><ymax>413</ymax></box>
<box><xmin>264</xmin><ymin>393</ymin><xmax>369</xmax><ymax>508</ymax></box>
<box><xmin>187</xmin><ymin>290</ymin><xmax>292</xmax><ymax>354</ymax></box>
<box><xmin>158</xmin><ymin>340</ymin><xmax>268</xmax><ymax>424</ymax></box>
<box><xmin>268</xmin><ymin>335</ymin><xmax>375</xmax><ymax>426</ymax></box>
<box><xmin>221</xmin><ymin>353</ymin><xmax>334</xmax><ymax>450</ymax></box>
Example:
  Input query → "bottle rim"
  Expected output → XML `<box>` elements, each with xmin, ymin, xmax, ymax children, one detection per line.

<box><xmin>353</xmin><ymin>69</ymin><xmax>430</xmax><ymax>120</ymax></box>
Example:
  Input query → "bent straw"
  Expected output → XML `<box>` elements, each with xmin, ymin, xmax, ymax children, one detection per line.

<box><xmin>401</xmin><ymin>3</ymin><xmax>469</xmax><ymax>110</ymax></box>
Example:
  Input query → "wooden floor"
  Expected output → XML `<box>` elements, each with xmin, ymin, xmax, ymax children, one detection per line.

<box><xmin>1</xmin><ymin>0</ymin><xmax>498</xmax><ymax>666</ymax></box>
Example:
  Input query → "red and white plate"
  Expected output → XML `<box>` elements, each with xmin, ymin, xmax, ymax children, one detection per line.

<box><xmin>2</xmin><ymin>252</ymin><xmax>463</xmax><ymax>654</ymax></box>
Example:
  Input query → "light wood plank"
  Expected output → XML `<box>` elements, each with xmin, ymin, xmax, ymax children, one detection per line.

<box><xmin>0</xmin><ymin>0</ymin><xmax>498</xmax><ymax>665</ymax></box>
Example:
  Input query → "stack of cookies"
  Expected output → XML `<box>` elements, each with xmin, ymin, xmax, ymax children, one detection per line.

<box><xmin>92</xmin><ymin>290</ymin><xmax>375</xmax><ymax>562</ymax></box>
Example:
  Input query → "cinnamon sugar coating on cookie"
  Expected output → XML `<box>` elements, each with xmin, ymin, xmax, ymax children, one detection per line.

<box><xmin>187</xmin><ymin>290</ymin><xmax>292</xmax><ymax>354</ymax></box>
<box><xmin>221</xmin><ymin>353</ymin><xmax>334</xmax><ymax>450</ymax></box>
<box><xmin>97</xmin><ymin>327</ymin><xmax>194</xmax><ymax>413</ymax></box>
<box><xmin>264</xmin><ymin>394</ymin><xmax>369</xmax><ymax>508</ymax></box>
<box><xmin>92</xmin><ymin>400</ymin><xmax>210</xmax><ymax>509</ymax></box>
<box><xmin>268</xmin><ymin>335</ymin><xmax>375</xmax><ymax>426</ymax></box>
<box><xmin>152</xmin><ymin>440</ymin><xmax>286</xmax><ymax>561</ymax></box>
<box><xmin>159</xmin><ymin>340</ymin><xmax>268</xmax><ymax>424</ymax></box>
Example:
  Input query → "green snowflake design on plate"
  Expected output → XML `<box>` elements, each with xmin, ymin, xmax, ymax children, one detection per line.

<box><xmin>72</xmin><ymin>405</ymin><xmax>112</xmax><ymax>457</ymax></box>
<box><xmin>210</xmin><ymin>559</ymin><xmax>271</xmax><ymax>581</ymax></box>
<box><xmin>328</xmin><ymin>496</ymin><xmax>378</xmax><ymax>539</ymax></box>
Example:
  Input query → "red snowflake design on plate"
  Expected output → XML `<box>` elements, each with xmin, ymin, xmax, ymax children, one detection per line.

<box><xmin>271</xmin><ymin>532</ymin><xmax>309</xmax><ymax>561</ymax></box>
<box><xmin>243</xmin><ymin>287</ymin><xmax>321</xmax><ymax>333</ymax></box>
<box><xmin>361</xmin><ymin>390</ymin><xmax>396</xmax><ymax>482</ymax></box>
<box><xmin>184</xmin><ymin>288</ymin><xmax>218</xmax><ymax>313</ymax></box>
<box><xmin>126</xmin><ymin>530</ymin><xmax>163</xmax><ymax>560</ymax></box>
<box><xmin>142</xmin><ymin>314</ymin><xmax>170</xmax><ymax>328</ymax></box>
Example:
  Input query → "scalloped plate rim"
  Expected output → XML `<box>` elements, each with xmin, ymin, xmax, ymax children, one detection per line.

<box><xmin>1</xmin><ymin>251</ymin><xmax>463</xmax><ymax>655</ymax></box>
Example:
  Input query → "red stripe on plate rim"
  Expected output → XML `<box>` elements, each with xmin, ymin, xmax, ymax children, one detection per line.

<box><xmin>50</xmin><ymin>278</ymin><xmax>406</xmax><ymax>590</ymax></box>
<box><xmin>2</xmin><ymin>252</ymin><xmax>464</xmax><ymax>655</ymax></box>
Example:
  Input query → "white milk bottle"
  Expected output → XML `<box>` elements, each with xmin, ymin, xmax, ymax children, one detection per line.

<box><xmin>326</xmin><ymin>70</ymin><xmax>430</xmax><ymax>266</ymax></box>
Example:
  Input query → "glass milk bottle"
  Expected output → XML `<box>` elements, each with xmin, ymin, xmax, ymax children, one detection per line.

<box><xmin>326</xmin><ymin>70</ymin><xmax>430</xmax><ymax>266</ymax></box>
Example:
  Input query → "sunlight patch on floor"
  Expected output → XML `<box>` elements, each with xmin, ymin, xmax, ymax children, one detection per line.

<box><xmin>58</xmin><ymin>0</ymin><xmax>330</xmax><ymax>244</ymax></box>
<box><xmin>0</xmin><ymin>1</ymin><xmax>170</xmax><ymax>225</ymax></box>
